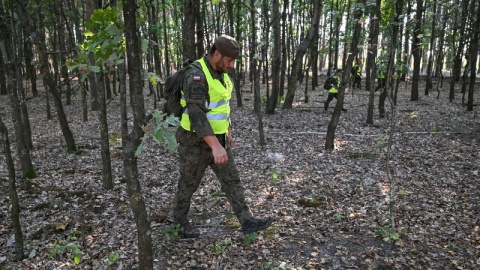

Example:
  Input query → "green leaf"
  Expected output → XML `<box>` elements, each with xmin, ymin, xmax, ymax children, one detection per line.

<box><xmin>74</xmin><ymin>255</ymin><xmax>81</xmax><ymax>265</ymax></box>
<box><xmin>89</xmin><ymin>65</ymin><xmax>101</xmax><ymax>73</ymax></box>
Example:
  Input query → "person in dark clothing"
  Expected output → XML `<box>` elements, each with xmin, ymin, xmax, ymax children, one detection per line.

<box><xmin>374</xmin><ymin>63</ymin><xmax>386</xmax><ymax>92</ymax></box>
<box><xmin>172</xmin><ymin>35</ymin><xmax>275</xmax><ymax>238</ymax></box>
<box><xmin>324</xmin><ymin>69</ymin><xmax>347</xmax><ymax>112</ymax></box>
<box><xmin>352</xmin><ymin>59</ymin><xmax>362</xmax><ymax>90</ymax></box>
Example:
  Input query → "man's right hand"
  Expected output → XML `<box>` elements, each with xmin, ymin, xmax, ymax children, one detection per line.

<box><xmin>203</xmin><ymin>135</ymin><xmax>228</xmax><ymax>164</ymax></box>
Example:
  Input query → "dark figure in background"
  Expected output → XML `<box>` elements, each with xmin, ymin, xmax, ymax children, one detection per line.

<box><xmin>173</xmin><ymin>35</ymin><xmax>275</xmax><ymax>238</ymax></box>
<box><xmin>324</xmin><ymin>69</ymin><xmax>347</xmax><ymax>112</ymax></box>
<box><xmin>375</xmin><ymin>64</ymin><xmax>386</xmax><ymax>92</ymax></box>
<box><xmin>352</xmin><ymin>59</ymin><xmax>362</xmax><ymax>90</ymax></box>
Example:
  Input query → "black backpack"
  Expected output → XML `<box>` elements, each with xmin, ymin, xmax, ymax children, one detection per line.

<box><xmin>162</xmin><ymin>59</ymin><xmax>196</xmax><ymax>118</ymax></box>
<box><xmin>323</xmin><ymin>76</ymin><xmax>336</xmax><ymax>90</ymax></box>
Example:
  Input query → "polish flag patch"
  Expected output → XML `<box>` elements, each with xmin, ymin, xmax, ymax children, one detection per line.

<box><xmin>193</xmin><ymin>75</ymin><xmax>201</xmax><ymax>81</ymax></box>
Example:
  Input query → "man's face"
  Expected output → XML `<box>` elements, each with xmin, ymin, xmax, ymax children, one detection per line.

<box><xmin>213</xmin><ymin>51</ymin><xmax>236</xmax><ymax>73</ymax></box>
<box><xmin>337</xmin><ymin>71</ymin><xmax>343</xmax><ymax>77</ymax></box>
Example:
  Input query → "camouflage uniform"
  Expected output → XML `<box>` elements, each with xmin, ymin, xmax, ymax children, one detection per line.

<box><xmin>173</xmin><ymin>56</ymin><xmax>254</xmax><ymax>227</ymax></box>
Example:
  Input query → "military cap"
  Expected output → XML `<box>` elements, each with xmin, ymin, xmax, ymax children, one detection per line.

<box><xmin>214</xmin><ymin>35</ymin><xmax>240</xmax><ymax>59</ymax></box>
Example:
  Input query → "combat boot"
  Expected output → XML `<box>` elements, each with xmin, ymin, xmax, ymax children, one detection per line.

<box><xmin>179</xmin><ymin>222</ymin><xmax>200</xmax><ymax>238</ymax></box>
<box><xmin>242</xmin><ymin>217</ymin><xmax>275</xmax><ymax>234</ymax></box>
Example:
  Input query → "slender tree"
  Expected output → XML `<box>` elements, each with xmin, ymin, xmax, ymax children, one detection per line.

<box><xmin>265</xmin><ymin>0</ymin><xmax>281</xmax><ymax>114</ymax></box>
<box><xmin>0</xmin><ymin>2</ymin><xmax>36</xmax><ymax>178</ymax></box>
<box><xmin>410</xmin><ymin>0</ymin><xmax>423</xmax><ymax>101</ymax></box>
<box><xmin>366</xmin><ymin>0</ymin><xmax>381</xmax><ymax>125</ymax></box>
<box><xmin>0</xmin><ymin>116</ymin><xmax>25</xmax><ymax>260</ymax></box>
<box><xmin>121</xmin><ymin>0</ymin><xmax>153</xmax><ymax>268</ymax></box>
<box><xmin>325</xmin><ymin>0</ymin><xmax>364</xmax><ymax>150</ymax></box>
<box><xmin>282</xmin><ymin>0</ymin><xmax>322</xmax><ymax>109</ymax></box>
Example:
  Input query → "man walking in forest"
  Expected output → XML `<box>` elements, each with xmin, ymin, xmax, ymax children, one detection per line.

<box><xmin>172</xmin><ymin>35</ymin><xmax>275</xmax><ymax>238</ymax></box>
<box><xmin>352</xmin><ymin>59</ymin><xmax>362</xmax><ymax>90</ymax></box>
<box><xmin>324</xmin><ymin>68</ymin><xmax>347</xmax><ymax>112</ymax></box>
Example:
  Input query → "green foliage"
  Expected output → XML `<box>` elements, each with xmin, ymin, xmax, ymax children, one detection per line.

<box><xmin>375</xmin><ymin>226</ymin><xmax>407</xmax><ymax>241</ymax></box>
<box><xmin>135</xmin><ymin>109</ymin><xmax>179</xmax><ymax>157</ymax></box>
<box><xmin>160</xmin><ymin>224</ymin><xmax>181</xmax><ymax>241</ymax></box>
<box><xmin>48</xmin><ymin>238</ymin><xmax>83</xmax><ymax>265</ymax></box>
<box><xmin>209</xmin><ymin>239</ymin><xmax>231</xmax><ymax>255</ymax></box>
<box><xmin>24</xmin><ymin>168</ymin><xmax>37</xmax><ymax>179</ymax></box>
<box><xmin>243</xmin><ymin>232</ymin><xmax>259</xmax><ymax>245</ymax></box>
<box><xmin>269</xmin><ymin>168</ymin><xmax>279</xmax><ymax>185</ymax></box>
<box><xmin>104</xmin><ymin>252</ymin><xmax>120</xmax><ymax>266</ymax></box>
<box><xmin>209</xmin><ymin>189</ymin><xmax>226</xmax><ymax>204</ymax></box>
<box><xmin>377</xmin><ymin>135</ymin><xmax>387</xmax><ymax>147</ymax></box>
<box><xmin>335</xmin><ymin>214</ymin><xmax>345</xmax><ymax>221</ymax></box>
<box><xmin>109</xmin><ymin>132</ymin><xmax>122</xmax><ymax>146</ymax></box>
<box><xmin>66</xmin><ymin>6</ymin><xmax>125</xmax><ymax>82</ymax></box>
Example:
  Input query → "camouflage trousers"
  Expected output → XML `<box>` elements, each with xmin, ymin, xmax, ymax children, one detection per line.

<box><xmin>173</xmin><ymin>127</ymin><xmax>253</xmax><ymax>226</ymax></box>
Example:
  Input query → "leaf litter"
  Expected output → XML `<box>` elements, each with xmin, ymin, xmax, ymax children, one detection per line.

<box><xmin>0</xmin><ymin>78</ymin><xmax>479</xmax><ymax>269</ymax></box>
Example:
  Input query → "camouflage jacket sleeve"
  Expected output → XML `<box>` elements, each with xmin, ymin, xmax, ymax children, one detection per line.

<box><xmin>181</xmin><ymin>65</ymin><xmax>215</xmax><ymax>138</ymax></box>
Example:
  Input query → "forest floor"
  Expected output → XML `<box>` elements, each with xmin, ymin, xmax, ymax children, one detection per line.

<box><xmin>0</xmin><ymin>76</ymin><xmax>479</xmax><ymax>270</ymax></box>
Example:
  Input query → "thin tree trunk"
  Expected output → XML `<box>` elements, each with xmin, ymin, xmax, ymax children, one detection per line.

<box><xmin>265</xmin><ymin>0</ymin><xmax>281</xmax><ymax>114</ymax></box>
<box><xmin>121</xmin><ymin>0</ymin><xmax>153</xmax><ymax>268</ymax></box>
<box><xmin>410</xmin><ymin>0</ymin><xmax>423</xmax><ymax>101</ymax></box>
<box><xmin>325</xmin><ymin>0</ymin><xmax>364</xmax><ymax>150</ymax></box>
<box><xmin>98</xmin><ymin>72</ymin><xmax>113</xmax><ymax>189</ymax></box>
<box><xmin>0</xmin><ymin>116</ymin><xmax>25</xmax><ymax>260</ymax></box>
<box><xmin>86</xmin><ymin>0</ymin><xmax>100</xmax><ymax>111</ymax></box>
<box><xmin>467</xmin><ymin>0</ymin><xmax>479</xmax><ymax>111</ymax></box>
<box><xmin>366</xmin><ymin>0</ymin><xmax>381</xmax><ymax>125</ymax></box>
<box><xmin>0</xmin><ymin>4</ymin><xmax>35</xmax><ymax>178</ymax></box>
<box><xmin>16</xmin><ymin>1</ymin><xmax>77</xmax><ymax>152</ymax></box>
<box><xmin>282</xmin><ymin>0</ymin><xmax>321</xmax><ymax>109</ymax></box>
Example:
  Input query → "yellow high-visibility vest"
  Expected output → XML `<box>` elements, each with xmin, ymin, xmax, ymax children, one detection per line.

<box><xmin>180</xmin><ymin>58</ymin><xmax>232</xmax><ymax>134</ymax></box>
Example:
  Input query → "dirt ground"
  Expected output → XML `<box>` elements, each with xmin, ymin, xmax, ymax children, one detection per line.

<box><xmin>0</xmin><ymin>77</ymin><xmax>479</xmax><ymax>269</ymax></box>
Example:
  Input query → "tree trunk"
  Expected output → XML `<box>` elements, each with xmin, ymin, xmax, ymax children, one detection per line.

<box><xmin>366</xmin><ymin>0</ymin><xmax>381</xmax><ymax>125</ymax></box>
<box><xmin>121</xmin><ymin>0</ymin><xmax>153</xmax><ymax>268</ymax></box>
<box><xmin>467</xmin><ymin>0</ymin><xmax>479</xmax><ymax>111</ymax></box>
<box><xmin>0</xmin><ymin>4</ymin><xmax>35</xmax><ymax>178</ymax></box>
<box><xmin>410</xmin><ymin>0</ymin><xmax>423</xmax><ymax>101</ymax></box>
<box><xmin>325</xmin><ymin>0</ymin><xmax>364</xmax><ymax>150</ymax></box>
<box><xmin>265</xmin><ymin>0</ymin><xmax>281</xmax><ymax>114</ymax></box>
<box><xmin>86</xmin><ymin>0</ymin><xmax>100</xmax><ymax>111</ymax></box>
<box><xmin>183</xmin><ymin>0</ymin><xmax>197</xmax><ymax>60</ymax></box>
<box><xmin>282</xmin><ymin>0</ymin><xmax>321</xmax><ymax>109</ymax></box>
<box><xmin>0</xmin><ymin>116</ymin><xmax>25</xmax><ymax>260</ymax></box>
<box><xmin>425</xmin><ymin>0</ymin><xmax>437</xmax><ymax>96</ymax></box>
<box><xmin>0</xmin><ymin>52</ymin><xmax>6</xmax><ymax>95</ymax></box>
<box><xmin>449</xmin><ymin>0</ymin><xmax>469</xmax><ymax>102</ymax></box>
<box><xmin>98</xmin><ymin>72</ymin><xmax>113</xmax><ymax>189</ymax></box>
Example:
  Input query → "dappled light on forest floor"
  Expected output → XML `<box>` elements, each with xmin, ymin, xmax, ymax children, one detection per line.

<box><xmin>1</xmin><ymin>77</ymin><xmax>478</xmax><ymax>269</ymax></box>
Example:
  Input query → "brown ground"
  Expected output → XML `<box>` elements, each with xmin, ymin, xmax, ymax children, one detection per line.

<box><xmin>0</xmin><ymin>77</ymin><xmax>479</xmax><ymax>269</ymax></box>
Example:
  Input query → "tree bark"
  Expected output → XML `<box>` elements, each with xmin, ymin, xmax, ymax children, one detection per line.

<box><xmin>410</xmin><ymin>0</ymin><xmax>423</xmax><ymax>101</ymax></box>
<box><xmin>0</xmin><ymin>3</ymin><xmax>35</xmax><ymax>178</ymax></box>
<box><xmin>265</xmin><ymin>0</ymin><xmax>281</xmax><ymax>114</ymax></box>
<box><xmin>325</xmin><ymin>0</ymin><xmax>364</xmax><ymax>150</ymax></box>
<box><xmin>282</xmin><ymin>0</ymin><xmax>321</xmax><ymax>109</ymax></box>
<box><xmin>121</xmin><ymin>0</ymin><xmax>153</xmax><ymax>268</ymax></box>
<box><xmin>366</xmin><ymin>0</ymin><xmax>381</xmax><ymax>125</ymax></box>
<box><xmin>0</xmin><ymin>116</ymin><xmax>25</xmax><ymax>260</ymax></box>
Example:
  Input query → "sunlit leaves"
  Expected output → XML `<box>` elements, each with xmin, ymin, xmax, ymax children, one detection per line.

<box><xmin>135</xmin><ymin>109</ymin><xmax>179</xmax><ymax>157</ymax></box>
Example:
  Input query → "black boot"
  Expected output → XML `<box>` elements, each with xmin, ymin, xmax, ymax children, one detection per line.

<box><xmin>242</xmin><ymin>217</ymin><xmax>275</xmax><ymax>234</ymax></box>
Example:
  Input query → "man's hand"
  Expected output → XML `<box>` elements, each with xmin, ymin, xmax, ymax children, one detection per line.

<box><xmin>211</xmin><ymin>145</ymin><xmax>228</xmax><ymax>164</ymax></box>
<box><xmin>203</xmin><ymin>135</ymin><xmax>228</xmax><ymax>164</ymax></box>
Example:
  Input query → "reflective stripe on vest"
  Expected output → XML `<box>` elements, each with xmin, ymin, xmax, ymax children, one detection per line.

<box><xmin>180</xmin><ymin>58</ymin><xmax>232</xmax><ymax>134</ymax></box>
